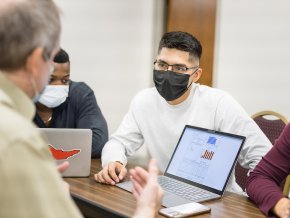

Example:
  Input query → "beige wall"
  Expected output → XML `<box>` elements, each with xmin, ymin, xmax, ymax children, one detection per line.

<box><xmin>57</xmin><ymin>0</ymin><xmax>290</xmax><ymax>136</ymax></box>
<box><xmin>214</xmin><ymin>0</ymin><xmax>290</xmax><ymax>120</ymax></box>
<box><xmin>57</xmin><ymin>0</ymin><xmax>164</xmax><ymax>134</ymax></box>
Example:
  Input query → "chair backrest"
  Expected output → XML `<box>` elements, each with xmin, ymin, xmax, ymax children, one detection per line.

<box><xmin>235</xmin><ymin>110</ymin><xmax>288</xmax><ymax>191</ymax></box>
<box><xmin>251</xmin><ymin>110</ymin><xmax>288</xmax><ymax>144</ymax></box>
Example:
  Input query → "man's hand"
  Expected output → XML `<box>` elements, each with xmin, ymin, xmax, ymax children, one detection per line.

<box><xmin>273</xmin><ymin>198</ymin><xmax>290</xmax><ymax>218</ymax></box>
<box><xmin>94</xmin><ymin>161</ymin><xmax>127</xmax><ymax>185</ymax></box>
<box><xmin>130</xmin><ymin>159</ymin><xmax>164</xmax><ymax>218</ymax></box>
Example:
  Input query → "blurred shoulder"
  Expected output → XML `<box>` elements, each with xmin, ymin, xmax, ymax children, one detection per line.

<box><xmin>0</xmin><ymin>104</ymin><xmax>45</xmax><ymax>153</ymax></box>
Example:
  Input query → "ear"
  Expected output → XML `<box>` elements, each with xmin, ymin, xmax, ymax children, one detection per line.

<box><xmin>25</xmin><ymin>47</ymin><xmax>45</xmax><ymax>78</ymax></box>
<box><xmin>191</xmin><ymin>68</ymin><xmax>202</xmax><ymax>83</ymax></box>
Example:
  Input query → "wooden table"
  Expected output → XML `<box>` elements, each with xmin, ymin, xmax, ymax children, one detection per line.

<box><xmin>65</xmin><ymin>159</ymin><xmax>265</xmax><ymax>218</ymax></box>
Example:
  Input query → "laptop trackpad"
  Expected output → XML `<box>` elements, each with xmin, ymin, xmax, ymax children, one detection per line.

<box><xmin>117</xmin><ymin>181</ymin><xmax>193</xmax><ymax>208</ymax></box>
<box><xmin>162</xmin><ymin>191</ymin><xmax>192</xmax><ymax>208</ymax></box>
<box><xmin>116</xmin><ymin>180</ymin><xmax>132</xmax><ymax>192</ymax></box>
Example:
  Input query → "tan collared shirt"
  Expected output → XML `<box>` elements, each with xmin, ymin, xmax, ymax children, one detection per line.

<box><xmin>0</xmin><ymin>72</ymin><xmax>82</xmax><ymax>218</ymax></box>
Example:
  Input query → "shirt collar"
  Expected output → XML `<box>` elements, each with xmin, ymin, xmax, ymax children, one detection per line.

<box><xmin>0</xmin><ymin>72</ymin><xmax>35</xmax><ymax>121</ymax></box>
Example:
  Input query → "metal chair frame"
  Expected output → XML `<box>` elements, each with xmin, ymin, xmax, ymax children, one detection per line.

<box><xmin>283</xmin><ymin>175</ymin><xmax>290</xmax><ymax>196</ymax></box>
<box><xmin>251</xmin><ymin>110</ymin><xmax>288</xmax><ymax>125</ymax></box>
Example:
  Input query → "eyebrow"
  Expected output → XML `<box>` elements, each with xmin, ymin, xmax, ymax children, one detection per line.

<box><xmin>50</xmin><ymin>74</ymin><xmax>70</xmax><ymax>78</ymax></box>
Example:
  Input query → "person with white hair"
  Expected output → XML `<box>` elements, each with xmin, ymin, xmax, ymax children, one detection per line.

<box><xmin>0</xmin><ymin>0</ymin><xmax>162</xmax><ymax>217</ymax></box>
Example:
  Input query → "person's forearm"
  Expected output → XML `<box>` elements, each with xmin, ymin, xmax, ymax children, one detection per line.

<box><xmin>101</xmin><ymin>140</ymin><xmax>128</xmax><ymax>167</ymax></box>
<box><xmin>246</xmin><ymin>174</ymin><xmax>284</xmax><ymax>215</ymax></box>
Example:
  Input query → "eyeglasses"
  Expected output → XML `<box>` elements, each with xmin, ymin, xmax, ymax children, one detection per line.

<box><xmin>154</xmin><ymin>61</ymin><xmax>199</xmax><ymax>74</ymax></box>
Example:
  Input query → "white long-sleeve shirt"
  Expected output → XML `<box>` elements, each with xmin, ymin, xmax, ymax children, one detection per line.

<box><xmin>102</xmin><ymin>84</ymin><xmax>272</xmax><ymax>193</ymax></box>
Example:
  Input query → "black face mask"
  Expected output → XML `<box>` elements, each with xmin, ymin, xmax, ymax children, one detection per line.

<box><xmin>153</xmin><ymin>70</ymin><xmax>192</xmax><ymax>101</ymax></box>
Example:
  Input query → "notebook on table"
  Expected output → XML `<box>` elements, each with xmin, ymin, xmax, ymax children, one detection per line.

<box><xmin>116</xmin><ymin>125</ymin><xmax>245</xmax><ymax>207</ymax></box>
<box><xmin>40</xmin><ymin>128</ymin><xmax>92</xmax><ymax>177</ymax></box>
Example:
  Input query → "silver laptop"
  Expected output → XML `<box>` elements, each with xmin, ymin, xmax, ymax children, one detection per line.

<box><xmin>40</xmin><ymin>128</ymin><xmax>92</xmax><ymax>177</ymax></box>
<box><xmin>117</xmin><ymin>125</ymin><xmax>245</xmax><ymax>207</ymax></box>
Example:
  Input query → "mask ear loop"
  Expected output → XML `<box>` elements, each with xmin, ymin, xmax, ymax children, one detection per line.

<box><xmin>186</xmin><ymin>67</ymin><xmax>199</xmax><ymax>89</ymax></box>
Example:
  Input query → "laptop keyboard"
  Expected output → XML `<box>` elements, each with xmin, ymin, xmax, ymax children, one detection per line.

<box><xmin>158</xmin><ymin>176</ymin><xmax>218</xmax><ymax>201</ymax></box>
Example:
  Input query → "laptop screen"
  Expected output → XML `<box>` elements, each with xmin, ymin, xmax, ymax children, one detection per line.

<box><xmin>165</xmin><ymin>125</ymin><xmax>245</xmax><ymax>192</ymax></box>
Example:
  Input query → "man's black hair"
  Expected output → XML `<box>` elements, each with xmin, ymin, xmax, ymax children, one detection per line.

<box><xmin>53</xmin><ymin>48</ymin><xmax>69</xmax><ymax>63</ymax></box>
<box><xmin>158</xmin><ymin>31</ymin><xmax>202</xmax><ymax>61</ymax></box>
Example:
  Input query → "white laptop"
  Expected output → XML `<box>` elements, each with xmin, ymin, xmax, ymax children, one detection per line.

<box><xmin>116</xmin><ymin>125</ymin><xmax>245</xmax><ymax>207</ymax></box>
<box><xmin>40</xmin><ymin>128</ymin><xmax>92</xmax><ymax>177</ymax></box>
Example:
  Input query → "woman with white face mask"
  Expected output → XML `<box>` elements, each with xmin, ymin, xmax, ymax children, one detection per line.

<box><xmin>34</xmin><ymin>48</ymin><xmax>108</xmax><ymax>158</ymax></box>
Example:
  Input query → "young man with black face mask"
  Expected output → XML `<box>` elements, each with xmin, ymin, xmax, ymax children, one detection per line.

<box><xmin>34</xmin><ymin>48</ymin><xmax>108</xmax><ymax>158</ymax></box>
<box><xmin>95</xmin><ymin>31</ymin><xmax>272</xmax><ymax>194</ymax></box>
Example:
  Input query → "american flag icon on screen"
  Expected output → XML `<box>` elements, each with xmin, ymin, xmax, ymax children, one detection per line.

<box><xmin>201</xmin><ymin>149</ymin><xmax>215</xmax><ymax>160</ymax></box>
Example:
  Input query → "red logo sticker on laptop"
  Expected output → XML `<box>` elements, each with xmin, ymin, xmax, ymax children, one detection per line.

<box><xmin>48</xmin><ymin>144</ymin><xmax>81</xmax><ymax>160</ymax></box>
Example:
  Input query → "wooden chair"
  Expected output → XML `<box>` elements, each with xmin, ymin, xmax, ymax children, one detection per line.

<box><xmin>235</xmin><ymin>110</ymin><xmax>288</xmax><ymax>191</ymax></box>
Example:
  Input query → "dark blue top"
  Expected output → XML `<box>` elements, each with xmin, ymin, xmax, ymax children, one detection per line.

<box><xmin>34</xmin><ymin>81</ymin><xmax>108</xmax><ymax>158</ymax></box>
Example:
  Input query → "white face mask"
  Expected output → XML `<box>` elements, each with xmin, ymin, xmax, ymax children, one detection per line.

<box><xmin>38</xmin><ymin>85</ymin><xmax>69</xmax><ymax>108</ymax></box>
<box><xmin>30</xmin><ymin>76</ymin><xmax>41</xmax><ymax>103</ymax></box>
